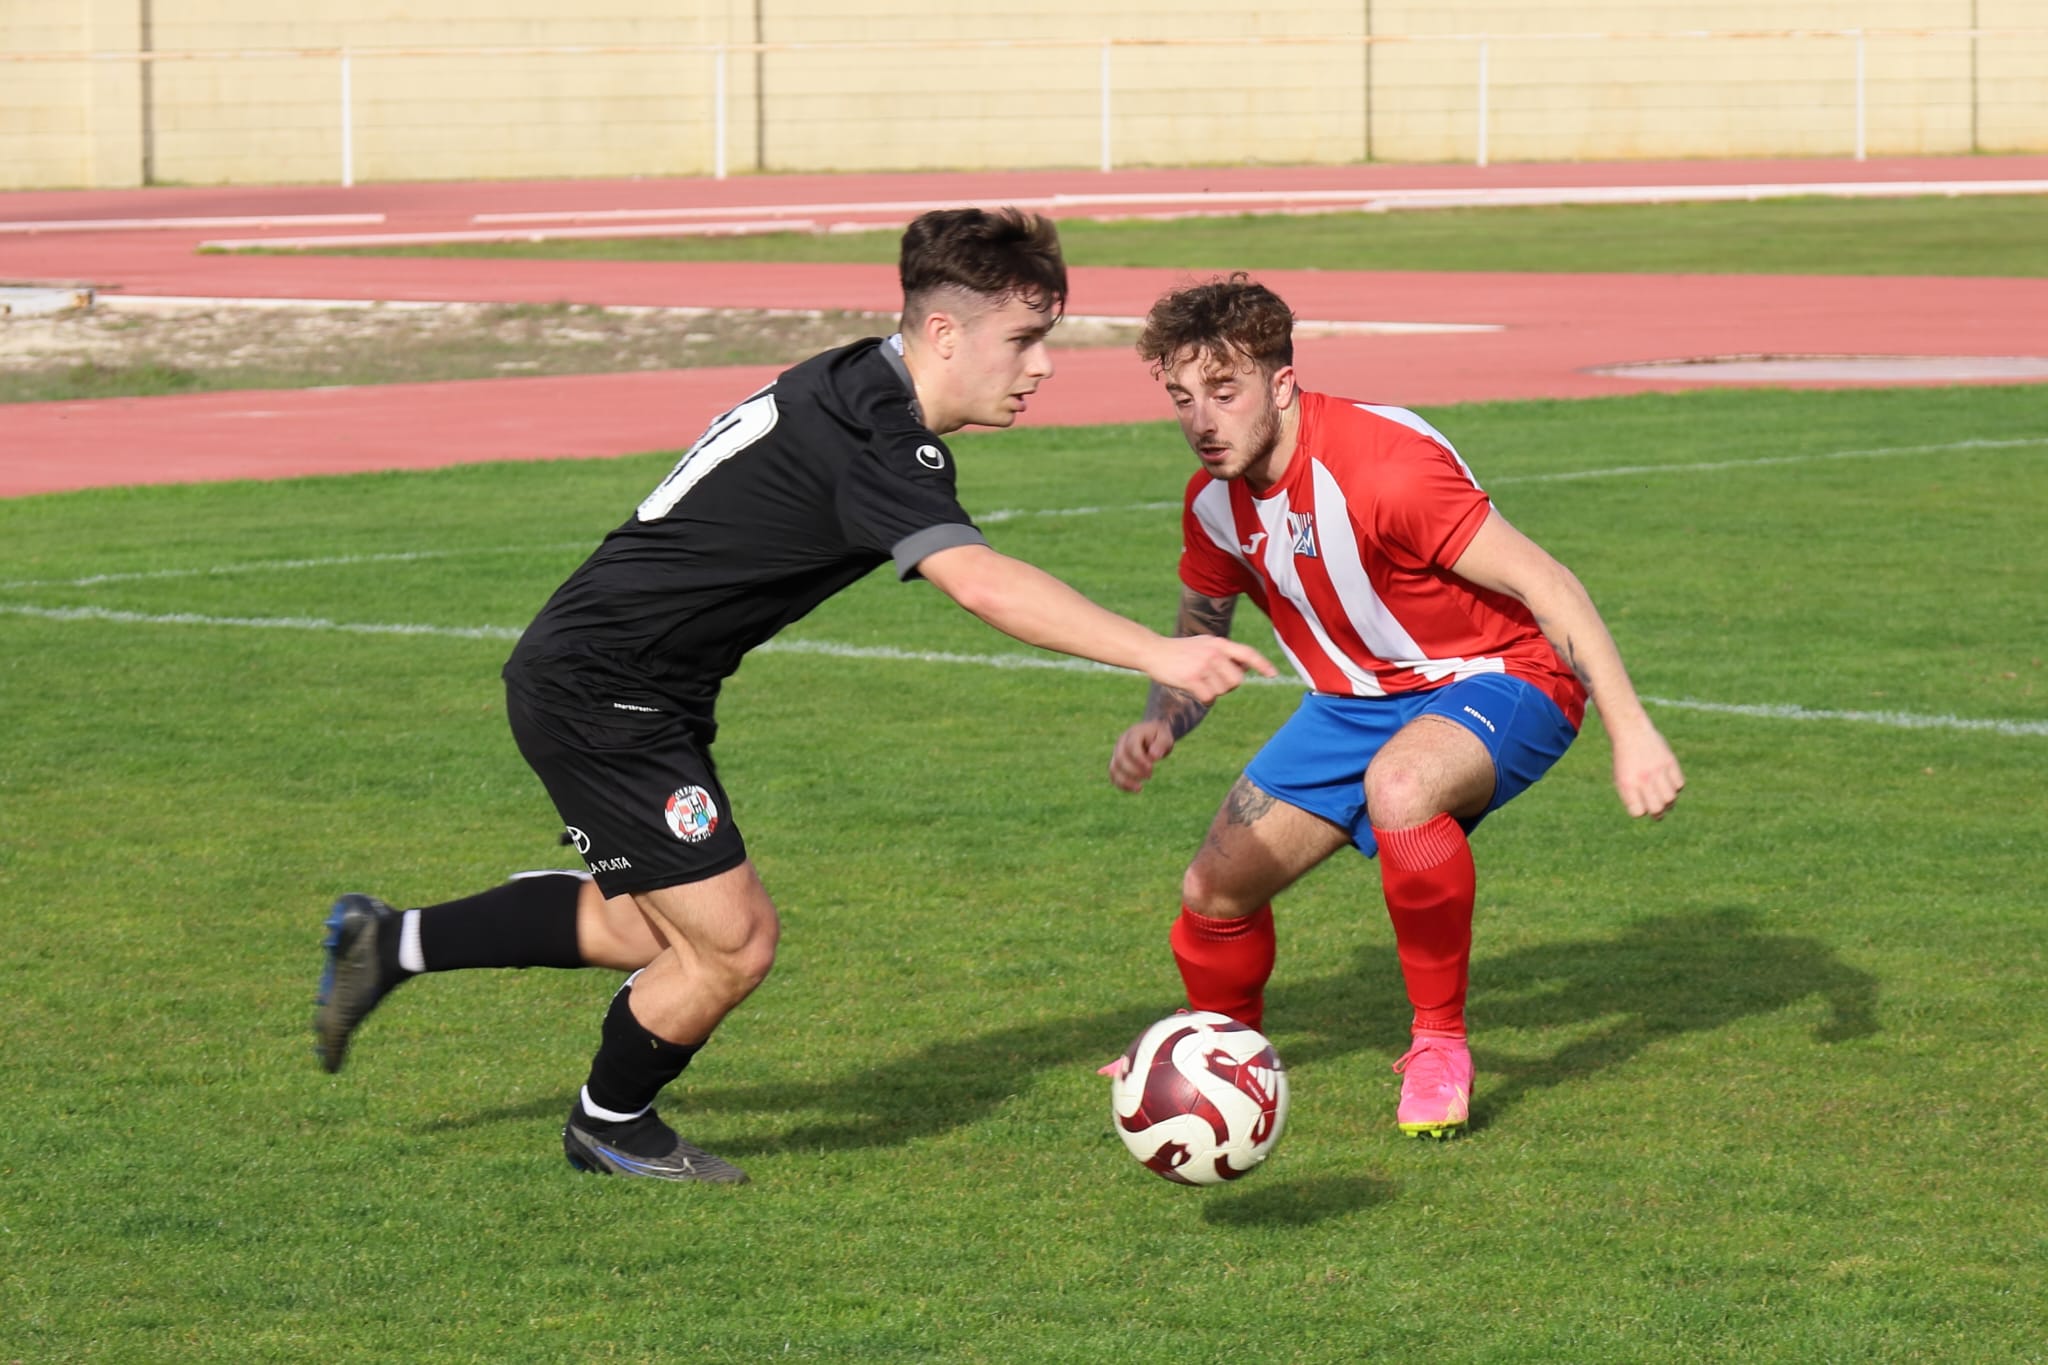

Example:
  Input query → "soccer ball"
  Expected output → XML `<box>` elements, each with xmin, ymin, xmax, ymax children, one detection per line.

<box><xmin>1109</xmin><ymin>1011</ymin><xmax>1288</xmax><ymax>1185</ymax></box>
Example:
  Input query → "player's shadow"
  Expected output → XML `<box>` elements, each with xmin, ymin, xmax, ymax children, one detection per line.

<box><xmin>681</xmin><ymin>903</ymin><xmax>1876</xmax><ymax>1157</ymax></box>
<box><xmin>1278</xmin><ymin>904</ymin><xmax>1879</xmax><ymax>1134</ymax></box>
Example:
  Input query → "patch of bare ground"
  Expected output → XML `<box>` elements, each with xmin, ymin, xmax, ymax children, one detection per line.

<box><xmin>0</xmin><ymin>300</ymin><xmax>1138</xmax><ymax>403</ymax></box>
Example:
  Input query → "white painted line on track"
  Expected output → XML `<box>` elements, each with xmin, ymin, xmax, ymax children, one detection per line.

<box><xmin>0</xmin><ymin>213</ymin><xmax>386</xmax><ymax>235</ymax></box>
<box><xmin>198</xmin><ymin>178</ymin><xmax>2048</xmax><ymax>251</ymax></box>
<box><xmin>95</xmin><ymin>294</ymin><xmax>455</xmax><ymax>314</ymax></box>
<box><xmin>201</xmin><ymin>219</ymin><xmax>826</xmax><ymax>250</ymax></box>
<box><xmin>4</xmin><ymin>601</ymin><xmax>2040</xmax><ymax>738</ymax></box>
<box><xmin>468</xmin><ymin>180</ymin><xmax>2048</xmax><ymax>225</ymax></box>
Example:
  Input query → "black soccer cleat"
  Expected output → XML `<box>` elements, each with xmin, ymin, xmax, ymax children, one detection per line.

<box><xmin>562</xmin><ymin>1107</ymin><xmax>749</xmax><ymax>1184</ymax></box>
<box><xmin>313</xmin><ymin>893</ymin><xmax>406</xmax><ymax>1074</ymax></box>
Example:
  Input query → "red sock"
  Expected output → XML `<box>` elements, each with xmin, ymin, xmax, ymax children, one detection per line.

<box><xmin>1169</xmin><ymin>904</ymin><xmax>1274</xmax><ymax>1031</ymax></box>
<box><xmin>1375</xmin><ymin>814</ymin><xmax>1476</xmax><ymax>1037</ymax></box>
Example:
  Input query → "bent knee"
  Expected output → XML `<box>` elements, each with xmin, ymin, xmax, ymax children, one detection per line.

<box><xmin>1363</xmin><ymin>761</ymin><xmax>1438</xmax><ymax>829</ymax></box>
<box><xmin>1180</xmin><ymin>862</ymin><xmax>1265</xmax><ymax>920</ymax></box>
<box><xmin>722</xmin><ymin>921</ymin><xmax>781</xmax><ymax>994</ymax></box>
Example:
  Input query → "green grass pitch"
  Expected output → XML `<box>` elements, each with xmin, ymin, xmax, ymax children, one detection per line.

<box><xmin>3</xmin><ymin>382</ymin><xmax>2044</xmax><ymax>1359</ymax></box>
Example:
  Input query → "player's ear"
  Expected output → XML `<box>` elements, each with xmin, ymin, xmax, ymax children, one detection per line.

<box><xmin>1271</xmin><ymin>364</ymin><xmax>1298</xmax><ymax>408</ymax></box>
<box><xmin>922</xmin><ymin>308</ymin><xmax>959</xmax><ymax>360</ymax></box>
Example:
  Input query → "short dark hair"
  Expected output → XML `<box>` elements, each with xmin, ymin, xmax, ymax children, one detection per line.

<box><xmin>1137</xmin><ymin>273</ymin><xmax>1294</xmax><ymax>376</ymax></box>
<box><xmin>899</xmin><ymin>207</ymin><xmax>1068</xmax><ymax>322</ymax></box>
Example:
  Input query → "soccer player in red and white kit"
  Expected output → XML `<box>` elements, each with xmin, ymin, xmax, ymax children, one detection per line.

<box><xmin>1107</xmin><ymin>275</ymin><xmax>1684</xmax><ymax>1138</ymax></box>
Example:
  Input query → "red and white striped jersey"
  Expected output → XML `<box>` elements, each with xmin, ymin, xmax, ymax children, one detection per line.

<box><xmin>1178</xmin><ymin>391</ymin><xmax>1586</xmax><ymax>725</ymax></box>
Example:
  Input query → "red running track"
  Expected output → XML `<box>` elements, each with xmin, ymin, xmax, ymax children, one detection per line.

<box><xmin>4</xmin><ymin>157</ymin><xmax>2046</xmax><ymax>498</ymax></box>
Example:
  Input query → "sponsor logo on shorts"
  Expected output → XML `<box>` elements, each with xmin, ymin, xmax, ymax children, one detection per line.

<box><xmin>664</xmin><ymin>786</ymin><xmax>722</xmax><ymax>843</ymax></box>
<box><xmin>915</xmin><ymin>444</ymin><xmax>946</xmax><ymax>470</ymax></box>
<box><xmin>565</xmin><ymin>826</ymin><xmax>592</xmax><ymax>855</ymax></box>
<box><xmin>1461</xmin><ymin>705</ymin><xmax>1497</xmax><ymax>734</ymax></box>
<box><xmin>589</xmin><ymin>855</ymin><xmax>633</xmax><ymax>873</ymax></box>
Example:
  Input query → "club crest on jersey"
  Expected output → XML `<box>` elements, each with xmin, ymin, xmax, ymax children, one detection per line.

<box><xmin>663</xmin><ymin>786</ymin><xmax>721</xmax><ymax>843</ymax></box>
<box><xmin>1286</xmin><ymin>511</ymin><xmax>1319</xmax><ymax>559</ymax></box>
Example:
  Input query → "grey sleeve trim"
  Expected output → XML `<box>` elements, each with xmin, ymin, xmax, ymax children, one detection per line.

<box><xmin>892</xmin><ymin>522</ymin><xmax>988</xmax><ymax>580</ymax></box>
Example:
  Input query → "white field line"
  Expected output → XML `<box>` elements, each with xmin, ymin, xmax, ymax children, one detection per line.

<box><xmin>5</xmin><ymin>430</ymin><xmax>2041</xmax><ymax>738</ymax></box>
<box><xmin>3</xmin><ymin>601</ymin><xmax>2042</xmax><ymax>738</ymax></box>
<box><xmin>1487</xmin><ymin>435</ymin><xmax>2048</xmax><ymax>486</ymax></box>
<box><xmin>0</xmin><ymin>544</ymin><xmax>596</xmax><ymax>592</ymax></box>
<box><xmin>3</xmin><ymin>433</ymin><xmax>2039</xmax><ymax>592</ymax></box>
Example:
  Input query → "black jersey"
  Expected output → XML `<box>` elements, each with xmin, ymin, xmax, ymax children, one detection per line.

<box><xmin>503</xmin><ymin>337</ymin><xmax>986</xmax><ymax>713</ymax></box>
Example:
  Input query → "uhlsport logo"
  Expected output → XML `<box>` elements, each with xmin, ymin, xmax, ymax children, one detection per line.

<box><xmin>664</xmin><ymin>786</ymin><xmax>721</xmax><ymax>843</ymax></box>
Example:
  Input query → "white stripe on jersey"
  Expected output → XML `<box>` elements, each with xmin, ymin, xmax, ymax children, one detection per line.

<box><xmin>1190</xmin><ymin>411</ymin><xmax>1510</xmax><ymax>697</ymax></box>
<box><xmin>1308</xmin><ymin>459</ymin><xmax>1508</xmax><ymax>687</ymax></box>
<box><xmin>1305</xmin><ymin>458</ymin><xmax>1418</xmax><ymax>684</ymax></box>
<box><xmin>1191</xmin><ymin>481</ymin><xmax>1322</xmax><ymax>689</ymax></box>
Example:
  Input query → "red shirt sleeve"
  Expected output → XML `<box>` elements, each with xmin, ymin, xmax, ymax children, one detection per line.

<box><xmin>1371</xmin><ymin>433</ymin><xmax>1493</xmax><ymax>572</ymax></box>
<box><xmin>1176</xmin><ymin>477</ymin><xmax>1254</xmax><ymax>597</ymax></box>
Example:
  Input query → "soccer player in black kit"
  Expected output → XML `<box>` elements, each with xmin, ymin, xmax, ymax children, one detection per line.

<box><xmin>313</xmin><ymin>208</ymin><xmax>1274</xmax><ymax>1182</ymax></box>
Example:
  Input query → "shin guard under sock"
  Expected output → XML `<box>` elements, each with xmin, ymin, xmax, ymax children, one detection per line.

<box><xmin>1374</xmin><ymin>814</ymin><xmax>1477</xmax><ymax>1037</ymax></box>
<box><xmin>1169</xmin><ymin>904</ymin><xmax>1275</xmax><ymax>1031</ymax></box>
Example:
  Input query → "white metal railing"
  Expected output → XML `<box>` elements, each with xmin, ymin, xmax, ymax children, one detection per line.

<box><xmin>3</xmin><ymin>27</ymin><xmax>2041</xmax><ymax>185</ymax></box>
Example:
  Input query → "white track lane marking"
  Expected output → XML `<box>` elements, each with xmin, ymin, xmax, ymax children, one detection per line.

<box><xmin>192</xmin><ymin>178</ymin><xmax>2048</xmax><ymax>248</ymax></box>
<box><xmin>3</xmin><ymin>602</ymin><xmax>2042</xmax><ymax>738</ymax></box>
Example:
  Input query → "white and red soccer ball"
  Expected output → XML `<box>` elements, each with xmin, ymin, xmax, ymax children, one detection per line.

<box><xmin>1109</xmin><ymin>1011</ymin><xmax>1289</xmax><ymax>1185</ymax></box>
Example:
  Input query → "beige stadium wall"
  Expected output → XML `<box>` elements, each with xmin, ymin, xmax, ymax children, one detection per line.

<box><xmin>1</xmin><ymin>1</ymin><xmax>2042</xmax><ymax>189</ymax></box>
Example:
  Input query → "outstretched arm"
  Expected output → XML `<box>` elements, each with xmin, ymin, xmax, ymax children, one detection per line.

<box><xmin>917</xmin><ymin>543</ymin><xmax>1273</xmax><ymax>705</ymax></box>
<box><xmin>1449</xmin><ymin>510</ymin><xmax>1685</xmax><ymax>819</ymax></box>
<box><xmin>1110</xmin><ymin>586</ymin><xmax>1243</xmax><ymax>793</ymax></box>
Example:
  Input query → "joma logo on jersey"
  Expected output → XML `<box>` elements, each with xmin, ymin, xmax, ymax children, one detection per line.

<box><xmin>1286</xmin><ymin>512</ymin><xmax>1319</xmax><ymax>558</ymax></box>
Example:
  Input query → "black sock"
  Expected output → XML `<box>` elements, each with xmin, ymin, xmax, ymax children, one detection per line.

<box><xmin>415</xmin><ymin>872</ymin><xmax>585</xmax><ymax>972</ymax></box>
<box><xmin>579</xmin><ymin>978</ymin><xmax>701</xmax><ymax>1131</ymax></box>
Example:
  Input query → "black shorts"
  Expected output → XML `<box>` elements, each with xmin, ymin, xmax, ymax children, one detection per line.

<box><xmin>505</xmin><ymin>683</ymin><xmax>748</xmax><ymax>898</ymax></box>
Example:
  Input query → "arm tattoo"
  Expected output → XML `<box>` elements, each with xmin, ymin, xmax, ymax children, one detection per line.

<box><xmin>1535</xmin><ymin>609</ymin><xmax>1596</xmax><ymax>692</ymax></box>
<box><xmin>1141</xmin><ymin>589</ymin><xmax>1240</xmax><ymax>740</ymax></box>
<box><xmin>1561</xmin><ymin>634</ymin><xmax>1594</xmax><ymax>689</ymax></box>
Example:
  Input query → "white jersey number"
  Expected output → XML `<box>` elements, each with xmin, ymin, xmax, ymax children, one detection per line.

<box><xmin>636</xmin><ymin>391</ymin><xmax>780</xmax><ymax>522</ymax></box>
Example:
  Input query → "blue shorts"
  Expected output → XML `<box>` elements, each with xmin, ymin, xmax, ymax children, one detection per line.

<box><xmin>1241</xmin><ymin>674</ymin><xmax>1578</xmax><ymax>859</ymax></box>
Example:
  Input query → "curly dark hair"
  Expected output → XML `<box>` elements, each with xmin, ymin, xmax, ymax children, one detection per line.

<box><xmin>1137</xmin><ymin>273</ymin><xmax>1294</xmax><ymax>376</ymax></box>
<box><xmin>899</xmin><ymin>207</ymin><xmax>1068</xmax><ymax>321</ymax></box>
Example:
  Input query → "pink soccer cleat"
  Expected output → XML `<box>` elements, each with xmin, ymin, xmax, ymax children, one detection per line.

<box><xmin>1392</xmin><ymin>1033</ymin><xmax>1473</xmax><ymax>1139</ymax></box>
